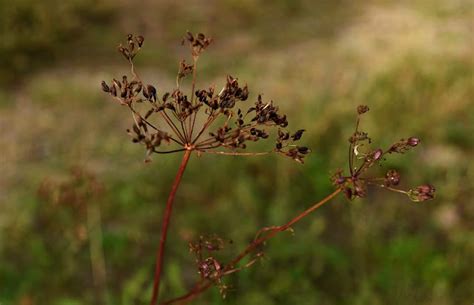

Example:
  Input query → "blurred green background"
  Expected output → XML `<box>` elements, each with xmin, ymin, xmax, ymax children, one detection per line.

<box><xmin>1</xmin><ymin>0</ymin><xmax>473</xmax><ymax>304</ymax></box>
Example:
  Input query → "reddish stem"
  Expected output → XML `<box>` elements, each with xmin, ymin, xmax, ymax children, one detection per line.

<box><xmin>150</xmin><ymin>149</ymin><xmax>192</xmax><ymax>305</ymax></box>
<box><xmin>160</xmin><ymin>188</ymin><xmax>342</xmax><ymax>304</ymax></box>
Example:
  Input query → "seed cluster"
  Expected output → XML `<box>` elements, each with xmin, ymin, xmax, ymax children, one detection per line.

<box><xmin>102</xmin><ymin>33</ymin><xmax>308</xmax><ymax>163</ymax></box>
<box><xmin>332</xmin><ymin>105</ymin><xmax>435</xmax><ymax>202</ymax></box>
<box><xmin>189</xmin><ymin>235</ymin><xmax>230</xmax><ymax>297</ymax></box>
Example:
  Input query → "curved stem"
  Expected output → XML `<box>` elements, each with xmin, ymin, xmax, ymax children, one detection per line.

<box><xmin>227</xmin><ymin>188</ymin><xmax>341</xmax><ymax>268</ymax></box>
<box><xmin>150</xmin><ymin>150</ymin><xmax>192</xmax><ymax>305</ymax></box>
<box><xmin>160</xmin><ymin>188</ymin><xmax>342</xmax><ymax>304</ymax></box>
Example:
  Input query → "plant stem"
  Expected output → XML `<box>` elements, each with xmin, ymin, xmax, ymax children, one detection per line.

<box><xmin>150</xmin><ymin>149</ymin><xmax>192</xmax><ymax>305</ymax></box>
<box><xmin>160</xmin><ymin>188</ymin><xmax>342</xmax><ymax>304</ymax></box>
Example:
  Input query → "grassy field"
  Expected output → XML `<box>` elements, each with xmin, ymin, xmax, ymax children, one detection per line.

<box><xmin>0</xmin><ymin>1</ymin><xmax>473</xmax><ymax>304</ymax></box>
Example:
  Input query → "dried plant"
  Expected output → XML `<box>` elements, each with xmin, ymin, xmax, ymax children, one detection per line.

<box><xmin>102</xmin><ymin>33</ymin><xmax>308</xmax><ymax>163</ymax></box>
<box><xmin>101</xmin><ymin>33</ymin><xmax>308</xmax><ymax>305</ymax></box>
<box><xmin>102</xmin><ymin>33</ymin><xmax>434</xmax><ymax>305</ymax></box>
<box><xmin>159</xmin><ymin>106</ymin><xmax>435</xmax><ymax>305</ymax></box>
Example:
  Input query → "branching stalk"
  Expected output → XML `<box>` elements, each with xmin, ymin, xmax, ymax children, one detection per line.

<box><xmin>150</xmin><ymin>150</ymin><xmax>192</xmax><ymax>305</ymax></box>
<box><xmin>159</xmin><ymin>188</ymin><xmax>342</xmax><ymax>304</ymax></box>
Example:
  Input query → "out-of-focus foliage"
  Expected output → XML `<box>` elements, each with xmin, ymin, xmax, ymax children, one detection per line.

<box><xmin>0</xmin><ymin>0</ymin><xmax>113</xmax><ymax>85</ymax></box>
<box><xmin>0</xmin><ymin>0</ymin><xmax>473</xmax><ymax>305</ymax></box>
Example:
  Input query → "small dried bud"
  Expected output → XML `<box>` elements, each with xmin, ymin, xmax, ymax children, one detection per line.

<box><xmin>408</xmin><ymin>184</ymin><xmax>435</xmax><ymax>202</ymax></box>
<box><xmin>407</xmin><ymin>137</ymin><xmax>420</xmax><ymax>147</ymax></box>
<box><xmin>117</xmin><ymin>45</ymin><xmax>130</xmax><ymax>60</ymax></box>
<box><xmin>357</xmin><ymin>105</ymin><xmax>369</xmax><ymax>115</ymax></box>
<box><xmin>372</xmin><ymin>148</ymin><xmax>383</xmax><ymax>161</ymax></box>
<box><xmin>101</xmin><ymin>81</ymin><xmax>110</xmax><ymax>93</ymax></box>
<box><xmin>388</xmin><ymin>138</ymin><xmax>416</xmax><ymax>154</ymax></box>
<box><xmin>143</xmin><ymin>84</ymin><xmax>157</xmax><ymax>101</ymax></box>
<box><xmin>385</xmin><ymin>170</ymin><xmax>401</xmax><ymax>186</ymax></box>
<box><xmin>136</xmin><ymin>35</ymin><xmax>144</xmax><ymax>47</ymax></box>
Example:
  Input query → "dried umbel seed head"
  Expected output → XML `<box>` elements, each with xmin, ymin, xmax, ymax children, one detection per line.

<box><xmin>117</xmin><ymin>34</ymin><xmax>144</xmax><ymax>61</ymax></box>
<box><xmin>198</xmin><ymin>257</ymin><xmax>222</xmax><ymax>280</ymax></box>
<box><xmin>408</xmin><ymin>184</ymin><xmax>436</xmax><ymax>202</ymax></box>
<box><xmin>101</xmin><ymin>33</ymin><xmax>309</xmax><ymax>163</ymax></box>
<box><xmin>333</xmin><ymin>105</ymin><xmax>434</xmax><ymax>202</ymax></box>
<box><xmin>357</xmin><ymin>105</ymin><xmax>369</xmax><ymax>115</ymax></box>
<box><xmin>183</xmin><ymin>31</ymin><xmax>213</xmax><ymax>57</ymax></box>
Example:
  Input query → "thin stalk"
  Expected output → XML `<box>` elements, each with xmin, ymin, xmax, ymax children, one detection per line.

<box><xmin>150</xmin><ymin>150</ymin><xmax>192</xmax><ymax>305</ymax></box>
<box><xmin>189</xmin><ymin>58</ymin><xmax>199</xmax><ymax>137</ymax></box>
<box><xmin>198</xmin><ymin>150</ymin><xmax>271</xmax><ymax>156</ymax></box>
<box><xmin>191</xmin><ymin>111</ymin><xmax>217</xmax><ymax>144</ymax></box>
<box><xmin>160</xmin><ymin>188</ymin><xmax>342</xmax><ymax>305</ymax></box>
<box><xmin>349</xmin><ymin>117</ymin><xmax>360</xmax><ymax>176</ymax></box>
<box><xmin>160</xmin><ymin>111</ymin><xmax>187</xmax><ymax>144</ymax></box>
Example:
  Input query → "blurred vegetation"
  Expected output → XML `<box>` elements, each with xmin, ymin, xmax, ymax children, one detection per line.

<box><xmin>0</xmin><ymin>1</ymin><xmax>473</xmax><ymax>305</ymax></box>
<box><xmin>0</xmin><ymin>0</ymin><xmax>114</xmax><ymax>86</ymax></box>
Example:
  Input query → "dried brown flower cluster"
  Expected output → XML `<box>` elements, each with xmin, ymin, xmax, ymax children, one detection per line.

<box><xmin>101</xmin><ymin>33</ymin><xmax>309</xmax><ymax>163</ymax></box>
<box><xmin>332</xmin><ymin>106</ymin><xmax>435</xmax><ymax>202</ymax></box>
<box><xmin>101</xmin><ymin>32</ymin><xmax>310</xmax><ymax>305</ymax></box>
<box><xmin>159</xmin><ymin>106</ymin><xmax>436</xmax><ymax>304</ymax></box>
<box><xmin>187</xmin><ymin>235</ymin><xmax>264</xmax><ymax>299</ymax></box>
<box><xmin>100</xmin><ymin>33</ymin><xmax>435</xmax><ymax>305</ymax></box>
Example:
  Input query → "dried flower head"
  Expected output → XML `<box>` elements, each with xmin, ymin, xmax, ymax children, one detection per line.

<box><xmin>408</xmin><ymin>184</ymin><xmax>436</xmax><ymax>202</ymax></box>
<box><xmin>101</xmin><ymin>33</ymin><xmax>308</xmax><ymax>163</ymax></box>
<box><xmin>188</xmin><ymin>235</ymin><xmax>236</xmax><ymax>298</ymax></box>
<box><xmin>332</xmin><ymin>105</ymin><xmax>435</xmax><ymax>202</ymax></box>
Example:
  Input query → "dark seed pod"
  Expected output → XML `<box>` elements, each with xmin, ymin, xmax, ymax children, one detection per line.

<box><xmin>297</xmin><ymin>146</ymin><xmax>310</xmax><ymax>154</ymax></box>
<box><xmin>136</xmin><ymin>35</ymin><xmax>144</xmax><ymax>47</ymax></box>
<box><xmin>101</xmin><ymin>81</ymin><xmax>110</xmax><ymax>93</ymax></box>
<box><xmin>357</xmin><ymin>105</ymin><xmax>369</xmax><ymax>115</ymax></box>
<box><xmin>110</xmin><ymin>85</ymin><xmax>117</xmax><ymax>97</ymax></box>
<box><xmin>291</xmin><ymin>129</ymin><xmax>305</xmax><ymax>141</ymax></box>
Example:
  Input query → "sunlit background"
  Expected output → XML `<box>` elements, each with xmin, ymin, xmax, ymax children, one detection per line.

<box><xmin>1</xmin><ymin>1</ymin><xmax>473</xmax><ymax>304</ymax></box>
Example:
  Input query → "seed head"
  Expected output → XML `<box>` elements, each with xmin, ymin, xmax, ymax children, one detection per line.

<box><xmin>357</xmin><ymin>105</ymin><xmax>369</xmax><ymax>115</ymax></box>
<box><xmin>101</xmin><ymin>33</ymin><xmax>308</xmax><ymax>163</ymax></box>
<box><xmin>385</xmin><ymin>170</ymin><xmax>400</xmax><ymax>186</ymax></box>
<box><xmin>408</xmin><ymin>184</ymin><xmax>436</xmax><ymax>202</ymax></box>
